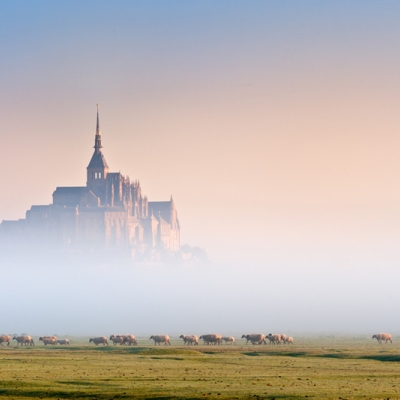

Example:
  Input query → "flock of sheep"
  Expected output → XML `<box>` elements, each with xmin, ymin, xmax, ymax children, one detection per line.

<box><xmin>89</xmin><ymin>333</ymin><xmax>294</xmax><ymax>346</ymax></box>
<box><xmin>0</xmin><ymin>333</ymin><xmax>392</xmax><ymax>346</ymax></box>
<box><xmin>0</xmin><ymin>333</ymin><xmax>292</xmax><ymax>346</ymax></box>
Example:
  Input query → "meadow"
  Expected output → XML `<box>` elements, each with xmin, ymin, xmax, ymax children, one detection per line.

<box><xmin>0</xmin><ymin>336</ymin><xmax>399</xmax><ymax>399</ymax></box>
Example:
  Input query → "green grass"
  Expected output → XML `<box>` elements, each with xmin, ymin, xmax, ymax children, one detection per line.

<box><xmin>1</xmin><ymin>337</ymin><xmax>400</xmax><ymax>399</ymax></box>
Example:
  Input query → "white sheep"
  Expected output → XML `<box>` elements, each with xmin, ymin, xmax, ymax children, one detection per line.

<box><xmin>179</xmin><ymin>335</ymin><xmax>199</xmax><ymax>345</ymax></box>
<box><xmin>199</xmin><ymin>334</ymin><xmax>222</xmax><ymax>345</ymax></box>
<box><xmin>118</xmin><ymin>334</ymin><xmax>137</xmax><ymax>345</ymax></box>
<box><xmin>89</xmin><ymin>336</ymin><xmax>108</xmax><ymax>345</ymax></box>
<box><xmin>39</xmin><ymin>336</ymin><xmax>57</xmax><ymax>345</ymax></box>
<box><xmin>13</xmin><ymin>335</ymin><xmax>34</xmax><ymax>346</ymax></box>
<box><xmin>0</xmin><ymin>335</ymin><xmax>11</xmax><ymax>346</ymax></box>
<box><xmin>372</xmin><ymin>333</ymin><xmax>392</xmax><ymax>344</ymax></box>
<box><xmin>266</xmin><ymin>334</ymin><xmax>281</xmax><ymax>344</ymax></box>
<box><xmin>222</xmin><ymin>336</ymin><xmax>235</xmax><ymax>345</ymax></box>
<box><xmin>109</xmin><ymin>335</ymin><xmax>124</xmax><ymax>345</ymax></box>
<box><xmin>149</xmin><ymin>335</ymin><xmax>170</xmax><ymax>345</ymax></box>
<box><xmin>241</xmin><ymin>334</ymin><xmax>265</xmax><ymax>345</ymax></box>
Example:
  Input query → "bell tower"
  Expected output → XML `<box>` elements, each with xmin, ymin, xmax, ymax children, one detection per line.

<box><xmin>87</xmin><ymin>104</ymin><xmax>109</xmax><ymax>202</ymax></box>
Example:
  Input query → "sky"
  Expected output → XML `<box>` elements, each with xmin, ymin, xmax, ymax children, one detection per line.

<box><xmin>1</xmin><ymin>1</ymin><xmax>400</xmax><ymax>335</ymax></box>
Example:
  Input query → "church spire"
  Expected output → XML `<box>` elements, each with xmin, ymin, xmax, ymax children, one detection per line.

<box><xmin>87</xmin><ymin>104</ymin><xmax>109</xmax><ymax>173</ymax></box>
<box><xmin>94</xmin><ymin>104</ymin><xmax>102</xmax><ymax>153</ymax></box>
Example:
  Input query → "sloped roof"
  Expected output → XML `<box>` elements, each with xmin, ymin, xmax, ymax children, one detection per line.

<box><xmin>87</xmin><ymin>151</ymin><xmax>109</xmax><ymax>169</ymax></box>
<box><xmin>148</xmin><ymin>201</ymin><xmax>171</xmax><ymax>223</ymax></box>
<box><xmin>53</xmin><ymin>187</ymin><xmax>86</xmax><ymax>195</ymax></box>
<box><xmin>52</xmin><ymin>187</ymin><xmax>87</xmax><ymax>207</ymax></box>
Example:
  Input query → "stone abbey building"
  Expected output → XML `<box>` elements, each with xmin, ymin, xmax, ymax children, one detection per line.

<box><xmin>1</xmin><ymin>108</ymin><xmax>180</xmax><ymax>261</ymax></box>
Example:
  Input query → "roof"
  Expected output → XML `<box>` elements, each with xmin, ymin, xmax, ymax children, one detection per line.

<box><xmin>148</xmin><ymin>201</ymin><xmax>171</xmax><ymax>223</ymax></box>
<box><xmin>53</xmin><ymin>187</ymin><xmax>86</xmax><ymax>195</ymax></box>
<box><xmin>29</xmin><ymin>205</ymin><xmax>52</xmax><ymax>212</ymax></box>
<box><xmin>1</xmin><ymin>219</ymin><xmax>26</xmax><ymax>226</ymax></box>
<box><xmin>87</xmin><ymin>151</ymin><xmax>109</xmax><ymax>169</ymax></box>
<box><xmin>52</xmin><ymin>187</ymin><xmax>87</xmax><ymax>207</ymax></box>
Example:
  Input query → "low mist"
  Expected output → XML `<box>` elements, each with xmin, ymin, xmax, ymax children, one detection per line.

<box><xmin>1</xmin><ymin>253</ymin><xmax>398</xmax><ymax>337</ymax></box>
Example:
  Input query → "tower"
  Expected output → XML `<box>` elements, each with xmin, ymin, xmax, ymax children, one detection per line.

<box><xmin>87</xmin><ymin>105</ymin><xmax>109</xmax><ymax>202</ymax></box>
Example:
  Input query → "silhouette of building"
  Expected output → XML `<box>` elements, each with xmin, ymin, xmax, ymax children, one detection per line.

<box><xmin>0</xmin><ymin>107</ymin><xmax>180</xmax><ymax>261</ymax></box>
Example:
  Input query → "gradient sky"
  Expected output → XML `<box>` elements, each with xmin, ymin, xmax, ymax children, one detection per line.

<box><xmin>1</xmin><ymin>1</ymin><xmax>400</xmax><ymax>334</ymax></box>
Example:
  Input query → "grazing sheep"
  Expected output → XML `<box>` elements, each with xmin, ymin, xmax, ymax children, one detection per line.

<box><xmin>13</xmin><ymin>335</ymin><xmax>33</xmax><ymax>346</ymax></box>
<box><xmin>39</xmin><ymin>336</ymin><xmax>57</xmax><ymax>345</ymax></box>
<box><xmin>149</xmin><ymin>335</ymin><xmax>171</xmax><ymax>345</ymax></box>
<box><xmin>199</xmin><ymin>334</ymin><xmax>223</xmax><ymax>345</ymax></box>
<box><xmin>241</xmin><ymin>334</ymin><xmax>266</xmax><ymax>345</ymax></box>
<box><xmin>285</xmin><ymin>337</ymin><xmax>294</xmax><ymax>344</ymax></box>
<box><xmin>110</xmin><ymin>335</ymin><xmax>125</xmax><ymax>345</ymax></box>
<box><xmin>0</xmin><ymin>335</ymin><xmax>11</xmax><ymax>346</ymax></box>
<box><xmin>118</xmin><ymin>335</ymin><xmax>137</xmax><ymax>346</ymax></box>
<box><xmin>372</xmin><ymin>333</ymin><xmax>392</xmax><ymax>344</ymax></box>
<box><xmin>179</xmin><ymin>335</ymin><xmax>199</xmax><ymax>345</ymax></box>
<box><xmin>89</xmin><ymin>337</ymin><xmax>108</xmax><ymax>345</ymax></box>
<box><xmin>56</xmin><ymin>339</ymin><xmax>70</xmax><ymax>345</ymax></box>
<box><xmin>280</xmin><ymin>334</ymin><xmax>287</xmax><ymax>343</ymax></box>
<box><xmin>222</xmin><ymin>336</ymin><xmax>235</xmax><ymax>345</ymax></box>
<box><xmin>266</xmin><ymin>334</ymin><xmax>281</xmax><ymax>345</ymax></box>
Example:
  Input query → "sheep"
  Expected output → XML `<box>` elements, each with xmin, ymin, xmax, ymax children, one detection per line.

<box><xmin>187</xmin><ymin>336</ymin><xmax>199</xmax><ymax>345</ymax></box>
<box><xmin>13</xmin><ymin>335</ymin><xmax>33</xmax><ymax>346</ymax></box>
<box><xmin>241</xmin><ymin>334</ymin><xmax>266</xmax><ymax>345</ymax></box>
<box><xmin>56</xmin><ymin>339</ymin><xmax>70</xmax><ymax>345</ymax></box>
<box><xmin>0</xmin><ymin>335</ymin><xmax>11</xmax><ymax>346</ymax></box>
<box><xmin>279</xmin><ymin>334</ymin><xmax>287</xmax><ymax>343</ymax></box>
<box><xmin>149</xmin><ymin>335</ymin><xmax>171</xmax><ymax>345</ymax></box>
<box><xmin>127</xmin><ymin>337</ymin><xmax>137</xmax><ymax>345</ymax></box>
<box><xmin>179</xmin><ymin>335</ymin><xmax>199</xmax><ymax>345</ymax></box>
<box><xmin>89</xmin><ymin>337</ymin><xmax>108</xmax><ymax>345</ymax></box>
<box><xmin>110</xmin><ymin>334</ymin><xmax>125</xmax><ymax>345</ymax></box>
<box><xmin>266</xmin><ymin>334</ymin><xmax>281</xmax><ymax>345</ymax></box>
<box><xmin>43</xmin><ymin>338</ymin><xmax>57</xmax><ymax>345</ymax></box>
<box><xmin>285</xmin><ymin>337</ymin><xmax>294</xmax><ymax>344</ymax></box>
<box><xmin>39</xmin><ymin>336</ymin><xmax>57</xmax><ymax>345</ymax></box>
<box><xmin>372</xmin><ymin>333</ymin><xmax>392</xmax><ymax>344</ymax></box>
<box><xmin>118</xmin><ymin>335</ymin><xmax>137</xmax><ymax>346</ymax></box>
<box><xmin>39</xmin><ymin>336</ymin><xmax>57</xmax><ymax>341</ymax></box>
<box><xmin>222</xmin><ymin>336</ymin><xmax>235</xmax><ymax>345</ymax></box>
<box><xmin>179</xmin><ymin>334</ymin><xmax>188</xmax><ymax>344</ymax></box>
<box><xmin>199</xmin><ymin>334</ymin><xmax>223</xmax><ymax>345</ymax></box>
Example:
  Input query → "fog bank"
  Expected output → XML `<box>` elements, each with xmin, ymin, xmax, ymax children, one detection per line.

<box><xmin>1</xmin><ymin>255</ymin><xmax>397</xmax><ymax>336</ymax></box>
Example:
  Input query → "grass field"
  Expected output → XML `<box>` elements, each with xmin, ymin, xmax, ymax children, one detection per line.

<box><xmin>0</xmin><ymin>336</ymin><xmax>399</xmax><ymax>399</ymax></box>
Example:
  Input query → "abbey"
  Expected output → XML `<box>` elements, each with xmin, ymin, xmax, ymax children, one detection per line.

<box><xmin>1</xmin><ymin>108</ymin><xmax>180</xmax><ymax>261</ymax></box>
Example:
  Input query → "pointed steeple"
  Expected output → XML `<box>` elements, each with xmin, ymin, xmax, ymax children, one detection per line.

<box><xmin>94</xmin><ymin>104</ymin><xmax>103</xmax><ymax>153</ymax></box>
<box><xmin>87</xmin><ymin>105</ymin><xmax>109</xmax><ymax>194</ymax></box>
<box><xmin>87</xmin><ymin>105</ymin><xmax>108</xmax><ymax>169</ymax></box>
<box><xmin>170</xmin><ymin>195</ymin><xmax>176</xmax><ymax>211</ymax></box>
<box><xmin>96</xmin><ymin>104</ymin><xmax>100</xmax><ymax>133</ymax></box>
